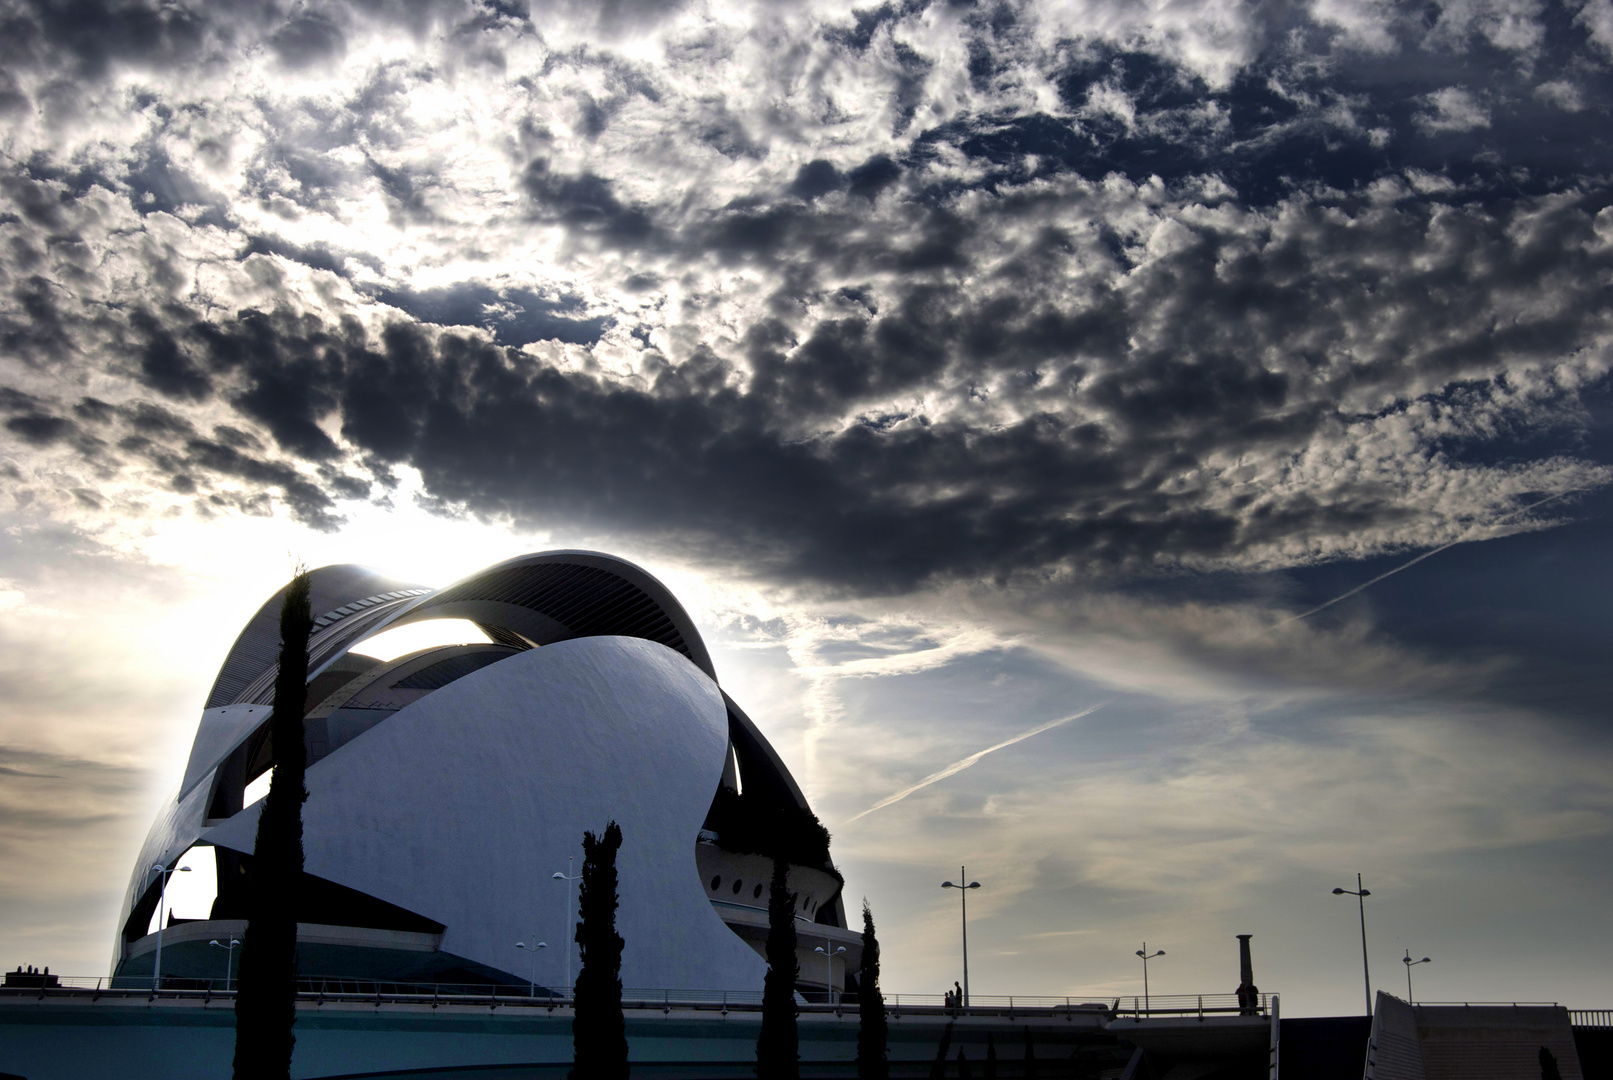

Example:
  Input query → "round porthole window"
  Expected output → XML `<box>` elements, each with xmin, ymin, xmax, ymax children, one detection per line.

<box><xmin>733</xmin><ymin>879</ymin><xmax>743</xmax><ymax>894</ymax></box>
<box><xmin>753</xmin><ymin>883</ymin><xmax>763</xmax><ymax>899</ymax></box>
<box><xmin>710</xmin><ymin>876</ymin><xmax>721</xmax><ymax>891</ymax></box>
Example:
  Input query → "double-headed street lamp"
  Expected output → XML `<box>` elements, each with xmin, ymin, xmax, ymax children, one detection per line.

<box><xmin>940</xmin><ymin>868</ymin><xmax>981</xmax><ymax>1007</ymax></box>
<box><xmin>1403</xmin><ymin>950</ymin><xmax>1431</xmax><ymax>1003</ymax></box>
<box><xmin>814</xmin><ymin>943</ymin><xmax>847</xmax><ymax>1004</ymax></box>
<box><xmin>516</xmin><ymin>939</ymin><xmax>548</xmax><ymax>997</ymax></box>
<box><xmin>148</xmin><ymin>862</ymin><xmax>191</xmax><ymax>989</ymax></box>
<box><xmin>553</xmin><ymin>858</ymin><xmax>581</xmax><ymax>997</ymax></box>
<box><xmin>1332</xmin><ymin>874</ymin><xmax>1373</xmax><ymax>1016</ymax></box>
<box><xmin>209</xmin><ymin>938</ymin><xmax>240</xmax><ymax>991</ymax></box>
<box><xmin>1135</xmin><ymin>944</ymin><xmax>1165</xmax><ymax>1013</ymax></box>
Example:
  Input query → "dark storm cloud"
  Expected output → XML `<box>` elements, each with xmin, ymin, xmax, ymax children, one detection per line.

<box><xmin>0</xmin><ymin>0</ymin><xmax>485</xmax><ymax>83</ymax></box>
<box><xmin>269</xmin><ymin>9</ymin><xmax>347</xmax><ymax>70</ymax></box>
<box><xmin>893</xmin><ymin>12</ymin><xmax>1613</xmax><ymax>206</ymax></box>
<box><xmin>132</xmin><ymin>308</ymin><xmax>213</xmax><ymax>402</ymax></box>
<box><xmin>1</xmin><ymin>0</ymin><xmax>215</xmax><ymax>80</ymax></box>
<box><xmin>520</xmin><ymin>159</ymin><xmax>659</xmax><ymax>248</ymax></box>
<box><xmin>91</xmin><ymin>156</ymin><xmax>1612</xmax><ymax>589</ymax></box>
<box><xmin>6</xmin><ymin>0</ymin><xmax>1613</xmax><ymax>591</ymax></box>
<box><xmin>0</xmin><ymin>320</ymin><xmax>346</xmax><ymax>529</ymax></box>
<box><xmin>373</xmin><ymin>282</ymin><xmax>611</xmax><ymax>347</ymax></box>
<box><xmin>238</xmin><ymin>235</ymin><xmax>381</xmax><ymax>279</ymax></box>
<box><xmin>1</xmin><ymin>273</ymin><xmax>76</xmax><ymax>367</ymax></box>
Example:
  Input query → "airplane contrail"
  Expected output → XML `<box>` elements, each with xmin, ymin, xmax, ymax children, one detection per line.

<box><xmin>843</xmin><ymin>702</ymin><xmax>1108</xmax><ymax>825</ymax></box>
<box><xmin>1277</xmin><ymin>489</ymin><xmax>1580</xmax><ymax>626</ymax></box>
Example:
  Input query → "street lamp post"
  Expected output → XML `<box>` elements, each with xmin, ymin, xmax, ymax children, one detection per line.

<box><xmin>1402</xmin><ymin>951</ymin><xmax>1431</xmax><ymax>1003</ymax></box>
<box><xmin>814</xmin><ymin>942</ymin><xmax>847</xmax><ymax>1004</ymax></box>
<box><xmin>940</xmin><ymin>867</ymin><xmax>981</xmax><ymax>1007</ymax></box>
<box><xmin>516</xmin><ymin>939</ymin><xmax>548</xmax><ymax>998</ymax></box>
<box><xmin>208</xmin><ymin>938</ymin><xmax>240</xmax><ymax>991</ymax></box>
<box><xmin>1135</xmin><ymin>944</ymin><xmax>1164</xmax><ymax>1013</ymax></box>
<box><xmin>553</xmin><ymin>858</ymin><xmax>581</xmax><ymax>998</ymax></box>
<box><xmin>1332</xmin><ymin>874</ymin><xmax>1373</xmax><ymax>1016</ymax></box>
<box><xmin>148</xmin><ymin>862</ymin><xmax>191</xmax><ymax>989</ymax></box>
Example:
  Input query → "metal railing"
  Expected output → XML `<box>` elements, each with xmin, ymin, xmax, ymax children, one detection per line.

<box><xmin>0</xmin><ymin>977</ymin><xmax>1116</xmax><ymax>1016</ymax></box>
<box><xmin>1109</xmin><ymin>993</ymin><xmax>1275</xmax><ymax>1018</ymax></box>
<box><xmin>1409</xmin><ymin>1001</ymin><xmax>1560</xmax><ymax>1007</ymax></box>
<box><xmin>7</xmin><ymin>978</ymin><xmax>1598</xmax><ymax>1034</ymax></box>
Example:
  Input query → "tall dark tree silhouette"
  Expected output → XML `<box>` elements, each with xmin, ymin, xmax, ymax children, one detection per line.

<box><xmin>928</xmin><ymin>1021</ymin><xmax>954</xmax><ymax>1080</ymax></box>
<box><xmin>233</xmin><ymin>569</ymin><xmax>312</xmax><ymax>1080</ymax></box>
<box><xmin>1022</xmin><ymin>1027</ymin><xmax>1037</xmax><ymax>1080</ymax></box>
<box><xmin>572</xmin><ymin>821</ymin><xmax>628</xmax><ymax>1080</ymax></box>
<box><xmin>856</xmin><ymin>898</ymin><xmax>888</xmax><ymax>1080</ymax></box>
<box><xmin>757</xmin><ymin>856</ymin><xmax>799</xmax><ymax>1078</ymax></box>
<box><xmin>984</xmin><ymin>1032</ymin><xmax>997</xmax><ymax>1079</ymax></box>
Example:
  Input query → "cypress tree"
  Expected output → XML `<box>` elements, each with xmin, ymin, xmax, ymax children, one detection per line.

<box><xmin>572</xmin><ymin>821</ymin><xmax>627</xmax><ymax>1080</ymax></box>
<box><xmin>928</xmin><ymin>1021</ymin><xmax>954</xmax><ymax>1080</ymax></box>
<box><xmin>855</xmin><ymin>898</ymin><xmax>888</xmax><ymax>1080</ymax></box>
<box><xmin>233</xmin><ymin>569</ymin><xmax>313</xmax><ymax>1080</ymax></box>
<box><xmin>1022</xmin><ymin>1026</ymin><xmax>1037</xmax><ymax>1080</ymax></box>
<box><xmin>756</xmin><ymin>855</ymin><xmax>799</xmax><ymax>1079</ymax></box>
<box><xmin>984</xmin><ymin>1032</ymin><xmax>997</xmax><ymax>1079</ymax></box>
<box><xmin>957</xmin><ymin>1048</ymin><xmax>973</xmax><ymax>1079</ymax></box>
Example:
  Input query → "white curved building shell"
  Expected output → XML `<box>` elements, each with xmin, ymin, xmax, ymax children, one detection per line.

<box><xmin>114</xmin><ymin>550</ymin><xmax>857</xmax><ymax>996</ymax></box>
<box><xmin>202</xmin><ymin>637</ymin><xmax>765</xmax><ymax>990</ymax></box>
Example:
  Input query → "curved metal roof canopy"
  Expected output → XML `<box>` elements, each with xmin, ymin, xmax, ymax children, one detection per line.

<box><xmin>206</xmin><ymin>551</ymin><xmax>717</xmax><ymax>708</ymax></box>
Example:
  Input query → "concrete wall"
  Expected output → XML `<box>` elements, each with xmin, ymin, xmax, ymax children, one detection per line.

<box><xmin>0</xmin><ymin>996</ymin><xmax>1113</xmax><ymax>1080</ymax></box>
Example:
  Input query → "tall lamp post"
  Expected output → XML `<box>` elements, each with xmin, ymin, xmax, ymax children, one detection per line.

<box><xmin>148</xmin><ymin>862</ymin><xmax>190</xmax><ymax>989</ymax></box>
<box><xmin>516</xmin><ymin>939</ymin><xmax>548</xmax><ymax>998</ymax></box>
<box><xmin>814</xmin><ymin>943</ymin><xmax>847</xmax><ymax>1004</ymax></box>
<box><xmin>1332</xmin><ymin>874</ymin><xmax>1373</xmax><ymax>1016</ymax></box>
<box><xmin>553</xmin><ymin>858</ymin><xmax>581</xmax><ymax>998</ymax></box>
<box><xmin>1402</xmin><ymin>951</ymin><xmax>1431</xmax><ymax>1003</ymax></box>
<box><xmin>208</xmin><ymin>938</ymin><xmax>240</xmax><ymax>991</ymax></box>
<box><xmin>940</xmin><ymin>868</ymin><xmax>981</xmax><ymax>1007</ymax></box>
<box><xmin>1135</xmin><ymin>944</ymin><xmax>1164</xmax><ymax>1014</ymax></box>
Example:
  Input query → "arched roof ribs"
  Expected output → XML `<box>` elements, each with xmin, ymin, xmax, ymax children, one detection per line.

<box><xmin>233</xmin><ymin>595</ymin><xmax>424</xmax><ymax>707</ymax></box>
<box><xmin>430</xmin><ymin>563</ymin><xmax>688</xmax><ymax>658</ymax></box>
<box><xmin>205</xmin><ymin>566</ymin><xmax>428</xmax><ymax>709</ymax></box>
<box><xmin>478</xmin><ymin>624</ymin><xmax>535</xmax><ymax>650</ymax></box>
<box><xmin>205</xmin><ymin>551</ymin><xmax>719</xmax><ymax>709</ymax></box>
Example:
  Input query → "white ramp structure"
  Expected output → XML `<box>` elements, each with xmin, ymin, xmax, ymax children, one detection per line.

<box><xmin>114</xmin><ymin>552</ymin><xmax>855</xmax><ymax>997</ymax></box>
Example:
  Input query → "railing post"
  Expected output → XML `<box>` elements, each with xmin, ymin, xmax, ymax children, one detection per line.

<box><xmin>1198</xmin><ymin>995</ymin><xmax>1203</xmax><ymax>1021</ymax></box>
<box><xmin>1269</xmin><ymin>994</ymin><xmax>1280</xmax><ymax>1080</ymax></box>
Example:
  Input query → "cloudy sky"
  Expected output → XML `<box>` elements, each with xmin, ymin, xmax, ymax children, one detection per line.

<box><xmin>4</xmin><ymin>0</ymin><xmax>1613</xmax><ymax>1015</ymax></box>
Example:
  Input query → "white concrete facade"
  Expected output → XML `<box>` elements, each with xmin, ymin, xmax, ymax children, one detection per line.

<box><xmin>114</xmin><ymin>552</ymin><xmax>837</xmax><ymax>994</ymax></box>
<box><xmin>202</xmin><ymin>636</ymin><xmax>767</xmax><ymax>991</ymax></box>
